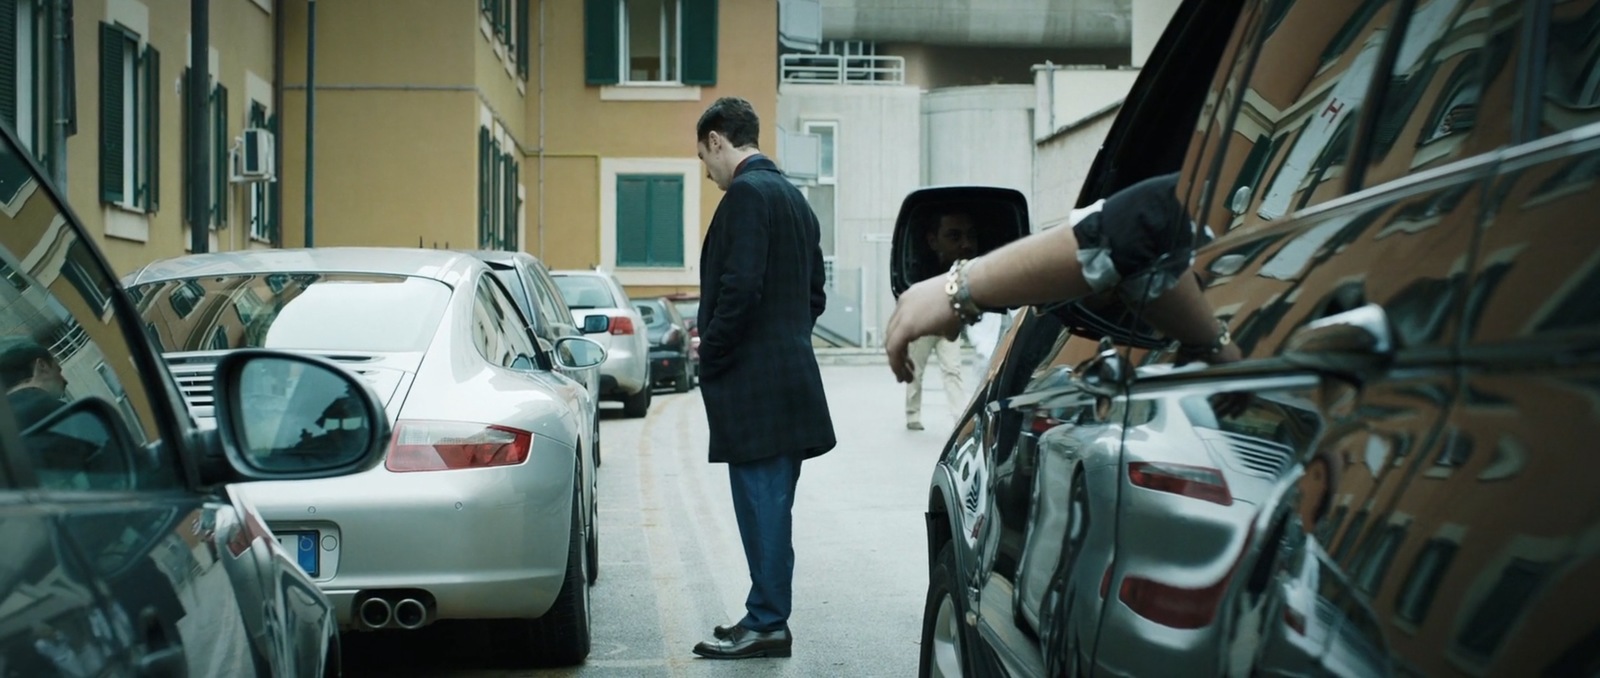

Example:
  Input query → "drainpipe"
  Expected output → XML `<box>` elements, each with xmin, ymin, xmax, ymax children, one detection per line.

<box><xmin>272</xmin><ymin>0</ymin><xmax>284</xmax><ymax>246</ymax></box>
<box><xmin>303</xmin><ymin>0</ymin><xmax>316</xmax><ymax>247</ymax></box>
<box><xmin>537</xmin><ymin>0</ymin><xmax>545</xmax><ymax>258</ymax></box>
<box><xmin>47</xmin><ymin>0</ymin><xmax>68</xmax><ymax>187</ymax></box>
<box><xmin>189</xmin><ymin>0</ymin><xmax>210</xmax><ymax>254</ymax></box>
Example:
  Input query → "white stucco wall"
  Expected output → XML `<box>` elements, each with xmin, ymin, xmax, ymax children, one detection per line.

<box><xmin>778</xmin><ymin>83</ymin><xmax>923</xmax><ymax>345</ymax></box>
<box><xmin>1033</xmin><ymin>107</ymin><xmax>1119</xmax><ymax>231</ymax></box>
<box><xmin>1033</xmin><ymin>66</ymin><xmax>1140</xmax><ymax>141</ymax></box>
<box><xmin>922</xmin><ymin>85</ymin><xmax>1036</xmax><ymax>195</ymax></box>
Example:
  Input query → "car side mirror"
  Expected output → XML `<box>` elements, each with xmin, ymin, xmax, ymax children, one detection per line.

<box><xmin>889</xmin><ymin>186</ymin><xmax>1032</xmax><ymax>298</ymax></box>
<box><xmin>1075</xmin><ymin>337</ymin><xmax>1133</xmax><ymax>397</ymax></box>
<box><xmin>211</xmin><ymin>350</ymin><xmax>391</xmax><ymax>481</ymax></box>
<box><xmin>554</xmin><ymin>336</ymin><xmax>608</xmax><ymax>370</ymax></box>
<box><xmin>582</xmin><ymin>315</ymin><xmax>610</xmax><ymax>334</ymax></box>
<box><xmin>20</xmin><ymin>397</ymin><xmax>143</xmax><ymax>491</ymax></box>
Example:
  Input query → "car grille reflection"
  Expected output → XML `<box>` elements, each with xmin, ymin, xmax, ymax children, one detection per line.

<box><xmin>1216</xmin><ymin>431</ymin><xmax>1294</xmax><ymax>478</ymax></box>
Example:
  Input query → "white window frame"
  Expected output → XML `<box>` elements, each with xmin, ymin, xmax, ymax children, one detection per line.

<box><xmin>16</xmin><ymin>0</ymin><xmax>40</xmax><ymax>155</ymax></box>
<box><xmin>599</xmin><ymin>157</ymin><xmax>701</xmax><ymax>287</ymax></box>
<box><xmin>619</xmin><ymin>0</ymin><xmax>681</xmax><ymax>85</ymax></box>
<box><xmin>117</xmin><ymin>32</ymin><xmax>141</xmax><ymax>209</ymax></box>
<box><xmin>802</xmin><ymin>120</ymin><xmax>837</xmax><ymax>184</ymax></box>
<box><xmin>104</xmin><ymin>0</ymin><xmax>153</xmax><ymax>243</ymax></box>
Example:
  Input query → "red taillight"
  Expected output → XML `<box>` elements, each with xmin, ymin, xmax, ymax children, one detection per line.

<box><xmin>1127</xmin><ymin>462</ymin><xmax>1233</xmax><ymax>506</ymax></box>
<box><xmin>1284</xmin><ymin>606</ymin><xmax>1307</xmax><ymax>636</ymax></box>
<box><xmin>385</xmin><ymin>421</ymin><xmax>533</xmax><ymax>472</ymax></box>
<box><xmin>610</xmin><ymin>316</ymin><xmax>636</xmax><ymax>335</ymax></box>
<box><xmin>1119</xmin><ymin>575</ymin><xmax>1229</xmax><ymax>629</ymax></box>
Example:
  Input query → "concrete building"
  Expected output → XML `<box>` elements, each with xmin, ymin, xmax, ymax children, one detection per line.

<box><xmin>779</xmin><ymin>0</ymin><xmax>1180</xmax><ymax>346</ymax></box>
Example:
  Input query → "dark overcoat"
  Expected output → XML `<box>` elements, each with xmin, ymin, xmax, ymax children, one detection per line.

<box><xmin>697</xmin><ymin>155</ymin><xmax>837</xmax><ymax>464</ymax></box>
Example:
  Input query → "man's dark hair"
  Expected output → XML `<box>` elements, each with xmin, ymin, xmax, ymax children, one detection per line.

<box><xmin>0</xmin><ymin>338</ymin><xmax>53</xmax><ymax>390</ymax></box>
<box><xmin>696</xmin><ymin>97</ymin><xmax>760</xmax><ymax>148</ymax></box>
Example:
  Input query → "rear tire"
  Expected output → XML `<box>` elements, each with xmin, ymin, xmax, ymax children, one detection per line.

<box><xmin>920</xmin><ymin>542</ymin><xmax>968</xmax><ymax>678</ymax></box>
<box><xmin>498</xmin><ymin>486</ymin><xmax>592</xmax><ymax>667</ymax></box>
<box><xmin>622</xmin><ymin>383</ymin><xmax>651</xmax><ymax>418</ymax></box>
<box><xmin>674</xmin><ymin>360</ymin><xmax>693</xmax><ymax>393</ymax></box>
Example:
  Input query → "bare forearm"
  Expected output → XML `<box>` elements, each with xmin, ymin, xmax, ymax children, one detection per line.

<box><xmin>1141</xmin><ymin>273</ymin><xmax>1221</xmax><ymax>345</ymax></box>
<box><xmin>965</xmin><ymin>224</ymin><xmax>1094</xmax><ymax>310</ymax></box>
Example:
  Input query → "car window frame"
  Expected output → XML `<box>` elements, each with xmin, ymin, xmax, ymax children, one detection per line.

<box><xmin>0</xmin><ymin>121</ymin><xmax>201</xmax><ymax>492</ymax></box>
<box><xmin>479</xmin><ymin>272</ymin><xmax>544</xmax><ymax>370</ymax></box>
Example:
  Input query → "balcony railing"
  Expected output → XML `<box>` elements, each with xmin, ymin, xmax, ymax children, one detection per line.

<box><xmin>781</xmin><ymin>54</ymin><xmax>906</xmax><ymax>85</ymax></box>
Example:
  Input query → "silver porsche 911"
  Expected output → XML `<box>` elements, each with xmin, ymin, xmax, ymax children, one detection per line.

<box><xmin>122</xmin><ymin>248</ymin><xmax>606</xmax><ymax>667</ymax></box>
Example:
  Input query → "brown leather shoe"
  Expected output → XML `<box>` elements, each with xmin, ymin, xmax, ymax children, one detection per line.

<box><xmin>693</xmin><ymin>625</ymin><xmax>792</xmax><ymax>659</ymax></box>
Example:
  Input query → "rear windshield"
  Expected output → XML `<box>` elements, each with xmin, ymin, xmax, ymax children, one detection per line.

<box><xmin>633</xmin><ymin>301</ymin><xmax>669</xmax><ymax>328</ymax></box>
<box><xmin>130</xmin><ymin>273</ymin><xmax>451</xmax><ymax>353</ymax></box>
<box><xmin>553</xmin><ymin>275</ymin><xmax>617</xmax><ymax>309</ymax></box>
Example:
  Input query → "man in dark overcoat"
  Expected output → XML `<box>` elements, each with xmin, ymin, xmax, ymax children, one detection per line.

<box><xmin>689</xmin><ymin>97</ymin><xmax>837</xmax><ymax>660</ymax></box>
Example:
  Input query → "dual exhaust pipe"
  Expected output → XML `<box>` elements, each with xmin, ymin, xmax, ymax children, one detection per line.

<box><xmin>357</xmin><ymin>593</ymin><xmax>432</xmax><ymax>630</ymax></box>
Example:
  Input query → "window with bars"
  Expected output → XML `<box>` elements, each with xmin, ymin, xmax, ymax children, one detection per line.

<box><xmin>481</xmin><ymin>0</ymin><xmax>530</xmax><ymax>80</ymax></box>
<box><xmin>246</xmin><ymin>101</ymin><xmax>279</xmax><ymax>244</ymax></box>
<box><xmin>99</xmin><ymin>22</ymin><xmax>158</xmax><ymax>212</ymax></box>
<box><xmin>2</xmin><ymin>0</ymin><xmax>78</xmax><ymax>167</ymax></box>
<box><xmin>478</xmin><ymin>127</ymin><xmax>521</xmax><ymax>250</ymax></box>
<box><xmin>180</xmin><ymin>68</ymin><xmax>228</xmax><ymax>230</ymax></box>
<box><xmin>584</xmin><ymin>0</ymin><xmax>717</xmax><ymax>86</ymax></box>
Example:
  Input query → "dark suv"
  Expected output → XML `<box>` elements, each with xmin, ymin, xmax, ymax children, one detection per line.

<box><xmin>900</xmin><ymin>0</ymin><xmax>1600</xmax><ymax>676</ymax></box>
<box><xmin>0</xmin><ymin>122</ymin><xmax>390</xmax><ymax>672</ymax></box>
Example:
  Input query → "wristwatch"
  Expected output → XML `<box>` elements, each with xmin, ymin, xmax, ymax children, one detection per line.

<box><xmin>1178</xmin><ymin>320</ymin><xmax>1232</xmax><ymax>360</ymax></box>
<box><xmin>945</xmin><ymin>259</ymin><xmax>983</xmax><ymax>326</ymax></box>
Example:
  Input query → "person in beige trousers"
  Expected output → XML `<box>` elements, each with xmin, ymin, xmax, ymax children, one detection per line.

<box><xmin>905</xmin><ymin>333</ymin><xmax>964</xmax><ymax>430</ymax></box>
<box><xmin>905</xmin><ymin>211</ymin><xmax>979</xmax><ymax>430</ymax></box>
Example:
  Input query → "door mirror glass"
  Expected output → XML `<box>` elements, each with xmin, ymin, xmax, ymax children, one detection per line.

<box><xmin>21</xmin><ymin>397</ymin><xmax>139</xmax><ymax>491</ymax></box>
<box><xmin>581</xmin><ymin>315</ymin><xmax>610</xmax><ymax>334</ymax></box>
<box><xmin>890</xmin><ymin>186</ymin><xmax>1032</xmax><ymax>298</ymax></box>
<box><xmin>554</xmin><ymin>336</ymin><xmax>607</xmax><ymax>370</ymax></box>
<box><xmin>212</xmin><ymin>351</ymin><xmax>389</xmax><ymax>477</ymax></box>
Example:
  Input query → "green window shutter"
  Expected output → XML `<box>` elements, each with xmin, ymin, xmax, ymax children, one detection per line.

<box><xmin>616</xmin><ymin>175</ymin><xmax>649</xmax><ymax>266</ymax></box>
<box><xmin>266</xmin><ymin>113</ymin><xmax>280</xmax><ymax>244</ymax></box>
<box><xmin>509</xmin><ymin>161</ymin><xmax>521</xmax><ymax>250</ymax></box>
<box><xmin>0</xmin><ymin>0</ymin><xmax>17</xmax><ymax>131</ymax></box>
<box><xmin>648</xmin><ymin>176</ymin><xmax>683</xmax><ymax>265</ymax></box>
<box><xmin>616</xmin><ymin>175</ymin><xmax>684</xmax><ymax>267</ymax></box>
<box><xmin>516</xmin><ymin>0</ymin><xmax>530</xmax><ymax>79</ymax></box>
<box><xmin>99</xmin><ymin>23</ymin><xmax>125</xmax><ymax>204</ymax></box>
<box><xmin>180</xmin><ymin>67</ymin><xmax>190</xmax><ymax>224</ymax></box>
<box><xmin>583</xmin><ymin>0</ymin><xmax>619</xmax><ymax>85</ymax></box>
<box><xmin>504</xmin><ymin>155</ymin><xmax>518</xmax><ymax>250</ymax></box>
<box><xmin>478</xmin><ymin>127</ymin><xmax>490</xmax><ymax>247</ymax></box>
<box><xmin>212</xmin><ymin>83</ymin><xmax>228</xmax><ymax>227</ymax></box>
<box><xmin>680</xmin><ymin>0</ymin><xmax>717</xmax><ymax>86</ymax></box>
<box><xmin>143</xmin><ymin>45</ymin><xmax>159</xmax><ymax>213</ymax></box>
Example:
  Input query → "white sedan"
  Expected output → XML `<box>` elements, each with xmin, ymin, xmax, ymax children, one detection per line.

<box><xmin>123</xmin><ymin>248</ymin><xmax>606</xmax><ymax>667</ymax></box>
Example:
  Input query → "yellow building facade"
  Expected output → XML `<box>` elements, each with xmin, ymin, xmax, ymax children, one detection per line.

<box><xmin>15</xmin><ymin>0</ymin><xmax>776</xmax><ymax>300</ymax></box>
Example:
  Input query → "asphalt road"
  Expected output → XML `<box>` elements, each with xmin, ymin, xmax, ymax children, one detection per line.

<box><xmin>342</xmin><ymin>363</ymin><xmax>975</xmax><ymax>677</ymax></box>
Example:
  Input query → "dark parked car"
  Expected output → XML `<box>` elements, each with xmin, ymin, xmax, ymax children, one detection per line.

<box><xmin>631</xmin><ymin>297</ymin><xmax>696</xmax><ymax>393</ymax></box>
<box><xmin>902</xmin><ymin>0</ymin><xmax>1600</xmax><ymax>676</ymax></box>
<box><xmin>665</xmin><ymin>293</ymin><xmax>701</xmax><ymax>377</ymax></box>
<box><xmin>0</xmin><ymin>121</ymin><xmax>390</xmax><ymax>674</ymax></box>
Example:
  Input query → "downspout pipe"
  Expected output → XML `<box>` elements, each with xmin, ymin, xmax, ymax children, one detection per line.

<box><xmin>303</xmin><ymin>0</ymin><xmax>316</xmax><ymax>247</ymax></box>
<box><xmin>189</xmin><ymin>0</ymin><xmax>210</xmax><ymax>254</ymax></box>
<box><xmin>47</xmin><ymin>0</ymin><xmax>68</xmax><ymax>187</ymax></box>
<box><xmin>272</xmin><ymin>0</ymin><xmax>284</xmax><ymax>246</ymax></box>
<box><xmin>537</xmin><ymin>0</ymin><xmax>545</xmax><ymax>258</ymax></box>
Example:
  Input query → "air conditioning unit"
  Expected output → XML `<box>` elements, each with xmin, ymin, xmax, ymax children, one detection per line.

<box><xmin>231</xmin><ymin>128</ymin><xmax>275</xmax><ymax>183</ymax></box>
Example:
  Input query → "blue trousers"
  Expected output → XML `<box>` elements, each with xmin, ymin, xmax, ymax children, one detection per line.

<box><xmin>728</xmin><ymin>452</ymin><xmax>804</xmax><ymax>633</ymax></box>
